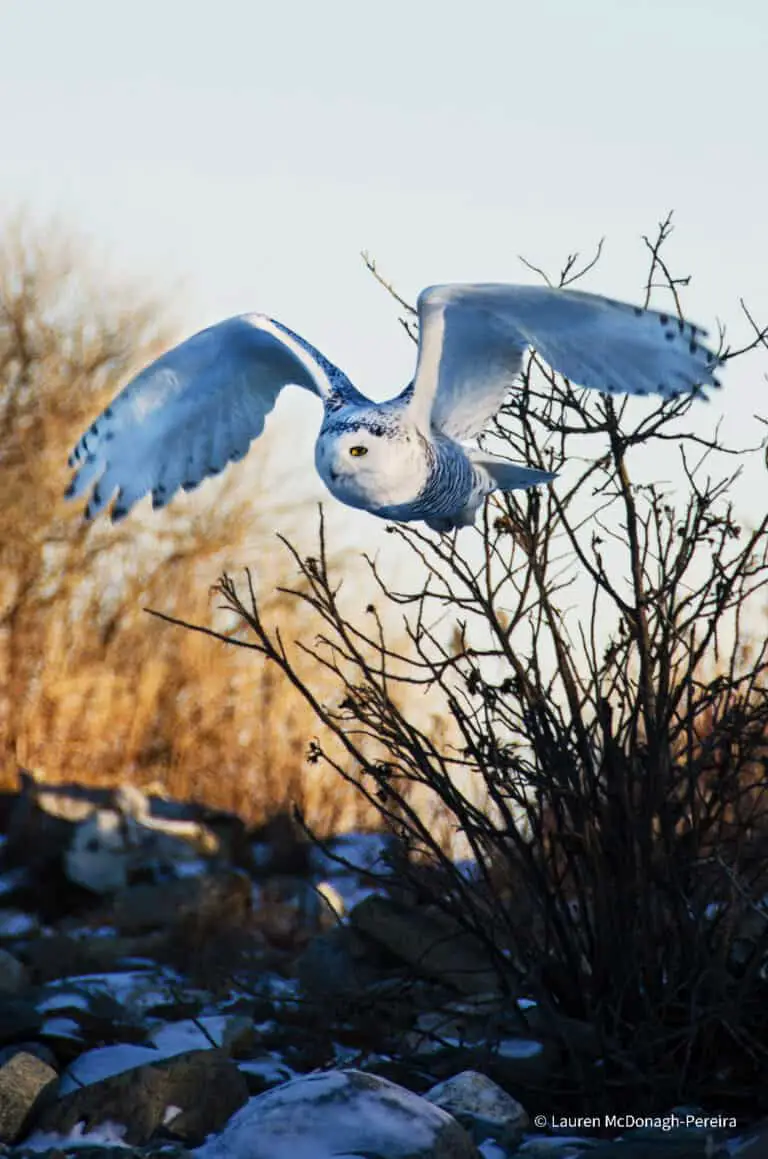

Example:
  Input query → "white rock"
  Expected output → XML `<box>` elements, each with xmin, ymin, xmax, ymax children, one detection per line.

<box><xmin>65</xmin><ymin>810</ymin><xmax>130</xmax><ymax>892</ymax></box>
<box><xmin>65</xmin><ymin>799</ymin><xmax>218</xmax><ymax>894</ymax></box>
<box><xmin>426</xmin><ymin>1070</ymin><xmax>529</xmax><ymax>1148</ymax></box>
<box><xmin>194</xmin><ymin>1068</ymin><xmax>480</xmax><ymax>1159</ymax></box>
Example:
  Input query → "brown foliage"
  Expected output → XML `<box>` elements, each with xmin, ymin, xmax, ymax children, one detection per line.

<box><xmin>0</xmin><ymin>218</ymin><xmax>374</xmax><ymax>831</ymax></box>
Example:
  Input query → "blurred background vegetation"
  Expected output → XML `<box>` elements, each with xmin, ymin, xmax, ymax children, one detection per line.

<box><xmin>0</xmin><ymin>217</ymin><xmax>384</xmax><ymax>832</ymax></box>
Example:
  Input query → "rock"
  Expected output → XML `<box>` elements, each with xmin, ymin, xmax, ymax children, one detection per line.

<box><xmin>298</xmin><ymin>923</ymin><xmax>386</xmax><ymax>998</ymax></box>
<box><xmin>65</xmin><ymin>809</ymin><xmax>135</xmax><ymax>893</ymax></box>
<box><xmin>426</xmin><ymin>1070</ymin><xmax>529</xmax><ymax>1149</ymax></box>
<box><xmin>112</xmin><ymin>872</ymin><xmax>251</xmax><ymax>934</ymax></box>
<box><xmin>147</xmin><ymin>1013</ymin><xmax>256</xmax><ymax>1060</ymax></box>
<box><xmin>254</xmin><ymin>876</ymin><xmax>342</xmax><ymax>950</ymax></box>
<box><xmin>59</xmin><ymin>1044</ymin><xmax>178</xmax><ymax>1092</ymax></box>
<box><xmin>17</xmin><ymin>1131</ymin><xmax>193</xmax><ymax>1157</ymax></box>
<box><xmin>3</xmin><ymin>775</ymin><xmax>106</xmax><ymax>890</ymax></box>
<box><xmin>0</xmin><ymin>948</ymin><xmax>29</xmax><ymax>993</ymax></box>
<box><xmin>606</xmin><ymin>1118</ymin><xmax>737</xmax><ymax>1157</ymax></box>
<box><xmin>1</xmin><ymin>776</ymin><xmax>249</xmax><ymax>931</ymax></box>
<box><xmin>476</xmin><ymin>1141</ymin><xmax>511</xmax><ymax>1159</ymax></box>
<box><xmin>0</xmin><ymin>1050</ymin><xmax>58</xmax><ymax>1142</ymax></box>
<box><xmin>5</xmin><ymin>773</ymin><xmax>104</xmax><ymax>855</ymax></box>
<box><xmin>36</xmin><ymin>965</ymin><xmax>194</xmax><ymax>1028</ymax></box>
<box><xmin>23</xmin><ymin>776</ymin><xmax>111</xmax><ymax>822</ymax></box>
<box><xmin>21</xmin><ymin>930</ymin><xmax>175</xmax><ymax>982</ymax></box>
<box><xmin>731</xmin><ymin>1121</ymin><xmax>768</xmax><ymax>1156</ymax></box>
<box><xmin>351</xmin><ymin>896</ymin><xmax>501</xmax><ymax>995</ymax></box>
<box><xmin>490</xmin><ymin>1035</ymin><xmax>553</xmax><ymax>1088</ymax></box>
<box><xmin>518</xmin><ymin>1002</ymin><xmax>603</xmax><ymax>1060</ymax></box>
<box><xmin>219</xmin><ymin>1013</ymin><xmax>257</xmax><ymax>1057</ymax></box>
<box><xmin>0</xmin><ymin>1042</ymin><xmax>58</xmax><ymax>1070</ymax></box>
<box><xmin>0</xmin><ymin>909</ymin><xmax>39</xmax><ymax>939</ymax></box>
<box><xmin>406</xmin><ymin>998</ymin><xmax>554</xmax><ymax>1088</ymax></box>
<box><xmin>250</xmin><ymin>810</ymin><xmax>312</xmax><ymax>877</ymax></box>
<box><xmin>65</xmin><ymin>787</ymin><xmax>220</xmax><ymax>895</ymax></box>
<box><xmin>405</xmin><ymin>994</ymin><xmax>601</xmax><ymax>1091</ymax></box>
<box><xmin>0</xmin><ymin>866</ymin><xmax>31</xmax><ymax>910</ymax></box>
<box><xmin>195</xmin><ymin>1068</ymin><xmax>481</xmax><ymax>1159</ymax></box>
<box><xmin>34</xmin><ymin>1048</ymin><xmax>248</xmax><ymax>1146</ymax></box>
<box><xmin>515</xmin><ymin>1139</ymin><xmax>603</xmax><ymax>1156</ymax></box>
<box><xmin>0</xmin><ymin>996</ymin><xmax>41</xmax><ymax>1045</ymax></box>
<box><xmin>408</xmin><ymin>995</ymin><xmax>516</xmax><ymax>1055</ymax></box>
<box><xmin>237</xmin><ymin>1054</ymin><xmax>297</xmax><ymax>1095</ymax></box>
<box><xmin>18</xmin><ymin>1146</ymin><xmax>133</xmax><ymax>1158</ymax></box>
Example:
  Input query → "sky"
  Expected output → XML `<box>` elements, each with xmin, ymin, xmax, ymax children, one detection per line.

<box><xmin>2</xmin><ymin>0</ymin><xmax>767</xmax><ymax>564</ymax></box>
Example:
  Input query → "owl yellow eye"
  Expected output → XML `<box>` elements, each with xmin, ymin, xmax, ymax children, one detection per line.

<box><xmin>349</xmin><ymin>445</ymin><xmax>368</xmax><ymax>457</ymax></box>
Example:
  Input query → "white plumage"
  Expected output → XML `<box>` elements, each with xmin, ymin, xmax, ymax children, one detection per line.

<box><xmin>65</xmin><ymin>284</ymin><xmax>722</xmax><ymax>532</ymax></box>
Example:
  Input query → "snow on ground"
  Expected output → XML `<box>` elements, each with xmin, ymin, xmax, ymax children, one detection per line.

<box><xmin>59</xmin><ymin>1044</ymin><xmax>171</xmax><ymax>1094</ymax></box>
<box><xmin>40</xmin><ymin>1017</ymin><xmax>84</xmax><ymax>1040</ymax></box>
<box><xmin>479</xmin><ymin>1141</ymin><xmax>512</xmax><ymax>1159</ymax></box>
<box><xmin>37</xmin><ymin>990</ymin><xmax>92</xmax><ymax>1014</ymax></box>
<box><xmin>0</xmin><ymin>908</ymin><xmax>38</xmax><ymax>936</ymax></box>
<box><xmin>58</xmin><ymin>1014</ymin><xmax>251</xmax><ymax>1093</ymax></box>
<box><xmin>309</xmin><ymin>832</ymin><xmax>391</xmax><ymax>911</ymax></box>
<box><xmin>496</xmin><ymin>1039</ymin><xmax>544</xmax><ymax>1060</ymax></box>
<box><xmin>37</xmin><ymin>967</ymin><xmax>188</xmax><ymax>1017</ymax></box>
<box><xmin>23</xmin><ymin>1120</ymin><xmax>132</xmax><ymax>1150</ymax></box>
<box><xmin>149</xmin><ymin>1015</ymin><xmax>232</xmax><ymax>1053</ymax></box>
<box><xmin>238</xmin><ymin>1055</ymin><xmax>297</xmax><ymax>1085</ymax></box>
<box><xmin>169</xmin><ymin>857</ymin><xmax>209</xmax><ymax>878</ymax></box>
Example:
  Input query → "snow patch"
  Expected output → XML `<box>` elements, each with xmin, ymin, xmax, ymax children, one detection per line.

<box><xmin>41</xmin><ymin>1017</ymin><xmax>84</xmax><ymax>1040</ymax></box>
<box><xmin>37</xmin><ymin>990</ymin><xmax>91</xmax><ymax>1014</ymax></box>
<box><xmin>23</xmin><ymin>1120</ymin><xmax>131</xmax><ymax>1150</ymax></box>
<box><xmin>497</xmin><ymin>1038</ymin><xmax>544</xmax><ymax>1059</ymax></box>
<box><xmin>0</xmin><ymin>909</ymin><xmax>37</xmax><ymax>936</ymax></box>
<box><xmin>149</xmin><ymin>1015</ymin><xmax>230</xmax><ymax>1053</ymax></box>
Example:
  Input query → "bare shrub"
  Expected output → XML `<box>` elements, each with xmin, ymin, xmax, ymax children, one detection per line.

<box><xmin>171</xmin><ymin>217</ymin><xmax>768</xmax><ymax>1112</ymax></box>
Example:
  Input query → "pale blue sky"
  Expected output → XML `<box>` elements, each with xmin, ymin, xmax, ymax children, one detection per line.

<box><xmin>2</xmin><ymin>0</ymin><xmax>766</xmax><ymax>547</ymax></box>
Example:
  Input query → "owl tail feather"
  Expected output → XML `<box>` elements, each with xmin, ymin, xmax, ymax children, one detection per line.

<box><xmin>470</xmin><ymin>451</ymin><xmax>556</xmax><ymax>493</ymax></box>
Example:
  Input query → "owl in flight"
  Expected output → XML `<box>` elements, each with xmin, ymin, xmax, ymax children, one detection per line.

<box><xmin>66</xmin><ymin>284</ymin><xmax>721</xmax><ymax>533</ymax></box>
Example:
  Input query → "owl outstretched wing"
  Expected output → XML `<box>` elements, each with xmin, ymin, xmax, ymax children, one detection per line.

<box><xmin>406</xmin><ymin>284</ymin><xmax>722</xmax><ymax>440</ymax></box>
<box><xmin>65</xmin><ymin>314</ymin><xmax>353</xmax><ymax>522</ymax></box>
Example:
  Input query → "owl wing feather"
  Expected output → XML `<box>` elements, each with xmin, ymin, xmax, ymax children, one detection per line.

<box><xmin>65</xmin><ymin>314</ymin><xmax>347</xmax><ymax>522</ymax></box>
<box><xmin>407</xmin><ymin>284</ymin><xmax>722</xmax><ymax>440</ymax></box>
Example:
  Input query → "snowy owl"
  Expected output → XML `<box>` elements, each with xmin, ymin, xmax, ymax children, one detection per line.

<box><xmin>65</xmin><ymin>284</ymin><xmax>721</xmax><ymax>533</ymax></box>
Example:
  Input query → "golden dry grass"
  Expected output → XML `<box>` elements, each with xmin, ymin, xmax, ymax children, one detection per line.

<box><xmin>0</xmin><ymin>218</ymin><xmax>377</xmax><ymax>833</ymax></box>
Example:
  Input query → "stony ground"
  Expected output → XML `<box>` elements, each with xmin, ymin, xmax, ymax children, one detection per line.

<box><xmin>0</xmin><ymin>774</ymin><xmax>761</xmax><ymax>1158</ymax></box>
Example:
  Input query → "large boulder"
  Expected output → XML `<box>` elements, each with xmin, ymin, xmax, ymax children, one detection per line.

<box><xmin>196</xmin><ymin>1068</ymin><xmax>480</xmax><ymax>1159</ymax></box>
<box><xmin>33</xmin><ymin>1048</ymin><xmax>248</xmax><ymax>1146</ymax></box>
